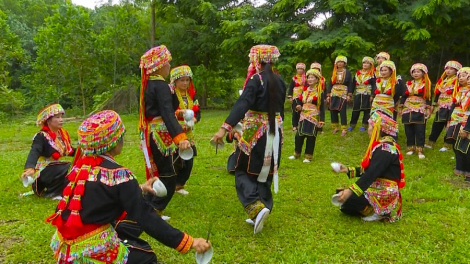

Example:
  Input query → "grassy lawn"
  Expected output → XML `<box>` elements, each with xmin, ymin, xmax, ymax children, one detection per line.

<box><xmin>0</xmin><ymin>109</ymin><xmax>469</xmax><ymax>263</ymax></box>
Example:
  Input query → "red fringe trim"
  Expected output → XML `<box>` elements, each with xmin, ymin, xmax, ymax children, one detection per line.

<box><xmin>74</xmin><ymin>183</ymin><xmax>85</xmax><ymax>196</ymax></box>
<box><xmin>69</xmin><ymin>197</ymin><xmax>82</xmax><ymax>211</ymax></box>
<box><xmin>65</xmin><ymin>211</ymin><xmax>83</xmax><ymax>228</ymax></box>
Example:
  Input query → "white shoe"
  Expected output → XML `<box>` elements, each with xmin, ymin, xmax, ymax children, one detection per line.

<box><xmin>161</xmin><ymin>215</ymin><xmax>171</xmax><ymax>221</ymax></box>
<box><xmin>288</xmin><ymin>155</ymin><xmax>297</xmax><ymax>160</ymax></box>
<box><xmin>245</xmin><ymin>219</ymin><xmax>255</xmax><ymax>226</ymax></box>
<box><xmin>51</xmin><ymin>196</ymin><xmax>62</xmax><ymax>201</ymax></box>
<box><xmin>254</xmin><ymin>208</ymin><xmax>270</xmax><ymax>234</ymax></box>
<box><xmin>439</xmin><ymin>147</ymin><xmax>449</xmax><ymax>152</ymax></box>
<box><xmin>361</xmin><ymin>213</ymin><xmax>383</xmax><ymax>222</ymax></box>
<box><xmin>302</xmin><ymin>159</ymin><xmax>311</xmax><ymax>163</ymax></box>
<box><xmin>418</xmin><ymin>153</ymin><xmax>425</xmax><ymax>159</ymax></box>
<box><xmin>424</xmin><ymin>144</ymin><xmax>433</xmax><ymax>149</ymax></box>
<box><xmin>406</xmin><ymin>151</ymin><xmax>414</xmax><ymax>155</ymax></box>
<box><xmin>176</xmin><ymin>189</ymin><xmax>189</xmax><ymax>195</ymax></box>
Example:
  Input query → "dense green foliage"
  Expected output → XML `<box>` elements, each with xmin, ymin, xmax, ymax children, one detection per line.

<box><xmin>1</xmin><ymin>0</ymin><xmax>470</xmax><ymax>116</ymax></box>
<box><xmin>1</xmin><ymin>111</ymin><xmax>469</xmax><ymax>262</ymax></box>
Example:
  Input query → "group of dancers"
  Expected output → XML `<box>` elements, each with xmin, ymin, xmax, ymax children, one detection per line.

<box><xmin>19</xmin><ymin>45</ymin><xmax>470</xmax><ymax>263</ymax></box>
<box><xmin>287</xmin><ymin>53</ymin><xmax>470</xmax><ymax>179</ymax></box>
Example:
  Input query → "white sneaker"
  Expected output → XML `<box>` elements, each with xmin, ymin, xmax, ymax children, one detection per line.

<box><xmin>245</xmin><ymin>219</ymin><xmax>255</xmax><ymax>226</ymax></box>
<box><xmin>361</xmin><ymin>213</ymin><xmax>383</xmax><ymax>222</ymax></box>
<box><xmin>302</xmin><ymin>159</ymin><xmax>311</xmax><ymax>163</ymax></box>
<box><xmin>51</xmin><ymin>196</ymin><xmax>62</xmax><ymax>201</ymax></box>
<box><xmin>424</xmin><ymin>144</ymin><xmax>433</xmax><ymax>149</ymax></box>
<box><xmin>418</xmin><ymin>153</ymin><xmax>425</xmax><ymax>159</ymax></box>
<box><xmin>176</xmin><ymin>189</ymin><xmax>189</xmax><ymax>195</ymax></box>
<box><xmin>254</xmin><ymin>208</ymin><xmax>270</xmax><ymax>234</ymax></box>
<box><xmin>161</xmin><ymin>215</ymin><xmax>171</xmax><ymax>221</ymax></box>
<box><xmin>406</xmin><ymin>151</ymin><xmax>414</xmax><ymax>155</ymax></box>
<box><xmin>439</xmin><ymin>147</ymin><xmax>449</xmax><ymax>152</ymax></box>
<box><xmin>288</xmin><ymin>155</ymin><xmax>297</xmax><ymax>160</ymax></box>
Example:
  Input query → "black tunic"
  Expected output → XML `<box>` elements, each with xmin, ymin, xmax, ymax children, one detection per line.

<box><xmin>293</xmin><ymin>88</ymin><xmax>325</xmax><ymax>136</ymax></box>
<box><xmin>24</xmin><ymin>132</ymin><xmax>73</xmax><ymax>197</ymax></box>
<box><xmin>225</xmin><ymin>72</ymin><xmax>286</xmax><ymax>175</ymax></box>
<box><xmin>327</xmin><ymin>69</ymin><xmax>354</xmax><ymax>111</ymax></box>
<box><xmin>400</xmin><ymin>88</ymin><xmax>432</xmax><ymax>124</ymax></box>
<box><xmin>59</xmin><ymin>159</ymin><xmax>187</xmax><ymax>250</ymax></box>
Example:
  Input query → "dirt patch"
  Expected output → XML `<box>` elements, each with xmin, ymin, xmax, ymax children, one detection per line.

<box><xmin>447</xmin><ymin>178</ymin><xmax>470</xmax><ymax>189</ymax></box>
<box><xmin>0</xmin><ymin>235</ymin><xmax>24</xmax><ymax>261</ymax></box>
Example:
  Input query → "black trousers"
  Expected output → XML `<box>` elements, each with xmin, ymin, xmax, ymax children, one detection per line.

<box><xmin>294</xmin><ymin>133</ymin><xmax>316</xmax><ymax>155</ymax></box>
<box><xmin>33</xmin><ymin>163</ymin><xmax>70</xmax><ymax>198</ymax></box>
<box><xmin>176</xmin><ymin>158</ymin><xmax>194</xmax><ymax>187</ymax></box>
<box><xmin>235</xmin><ymin>170</ymin><xmax>273</xmax><ymax>211</ymax></box>
<box><xmin>114</xmin><ymin>220</ymin><xmax>158</xmax><ymax>264</ymax></box>
<box><xmin>128</xmin><ymin>249</ymin><xmax>158</xmax><ymax>264</ymax></box>
<box><xmin>454</xmin><ymin>146</ymin><xmax>470</xmax><ymax>174</ymax></box>
<box><xmin>404</xmin><ymin>123</ymin><xmax>426</xmax><ymax>147</ymax></box>
<box><xmin>350</xmin><ymin>109</ymin><xmax>371</xmax><ymax>126</ymax></box>
<box><xmin>429</xmin><ymin>121</ymin><xmax>454</xmax><ymax>144</ymax></box>
<box><xmin>330</xmin><ymin>107</ymin><xmax>347</xmax><ymax>126</ymax></box>
<box><xmin>340</xmin><ymin>194</ymin><xmax>370</xmax><ymax>216</ymax></box>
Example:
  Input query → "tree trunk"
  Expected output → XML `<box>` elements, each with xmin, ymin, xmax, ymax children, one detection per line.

<box><xmin>79</xmin><ymin>71</ymin><xmax>86</xmax><ymax>116</ymax></box>
<box><xmin>150</xmin><ymin>0</ymin><xmax>155</xmax><ymax>47</ymax></box>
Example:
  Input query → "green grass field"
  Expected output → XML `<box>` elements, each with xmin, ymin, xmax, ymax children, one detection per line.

<box><xmin>1</xmin><ymin>110</ymin><xmax>469</xmax><ymax>263</ymax></box>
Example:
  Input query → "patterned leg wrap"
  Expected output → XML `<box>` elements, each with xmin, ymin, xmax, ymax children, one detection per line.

<box><xmin>245</xmin><ymin>200</ymin><xmax>265</xmax><ymax>220</ymax></box>
<box><xmin>360</xmin><ymin>205</ymin><xmax>374</xmax><ymax>217</ymax></box>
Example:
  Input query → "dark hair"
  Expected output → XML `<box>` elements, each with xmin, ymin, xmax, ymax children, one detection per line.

<box><xmin>263</xmin><ymin>63</ymin><xmax>280</xmax><ymax>134</ymax></box>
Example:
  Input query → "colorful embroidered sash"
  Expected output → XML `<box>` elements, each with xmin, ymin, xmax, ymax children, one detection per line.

<box><xmin>355</xmin><ymin>84</ymin><xmax>371</xmax><ymax>95</ymax></box>
<box><xmin>331</xmin><ymin>84</ymin><xmax>348</xmax><ymax>99</ymax></box>
<box><xmin>364</xmin><ymin>178</ymin><xmax>402</xmax><ymax>223</ymax></box>
<box><xmin>299</xmin><ymin>103</ymin><xmax>320</xmax><ymax>126</ymax></box>
<box><xmin>148</xmin><ymin>117</ymin><xmax>177</xmax><ymax>157</ymax></box>
<box><xmin>51</xmin><ymin>224</ymin><xmax>128</xmax><ymax>264</ymax></box>
<box><xmin>402</xmin><ymin>96</ymin><xmax>426</xmax><ymax>115</ymax></box>
<box><xmin>372</xmin><ymin>94</ymin><xmax>395</xmax><ymax>117</ymax></box>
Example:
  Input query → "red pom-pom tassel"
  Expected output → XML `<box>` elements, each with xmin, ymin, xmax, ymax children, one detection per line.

<box><xmin>356</xmin><ymin>70</ymin><xmax>361</xmax><ymax>75</ymax></box>
<box><xmin>192</xmin><ymin>105</ymin><xmax>199</xmax><ymax>113</ymax></box>
<box><xmin>400</xmin><ymin>162</ymin><xmax>404</xmax><ymax>170</ymax></box>
<box><xmin>376</xmin><ymin>78</ymin><xmax>381</xmax><ymax>83</ymax></box>
<box><xmin>298</xmin><ymin>95</ymin><xmax>303</xmax><ymax>101</ymax></box>
<box><xmin>406</xmin><ymin>80</ymin><xmax>412</xmax><ymax>86</ymax></box>
<box><xmin>364</xmin><ymin>80</ymin><xmax>369</xmax><ymax>85</ymax></box>
<box><xmin>52</xmin><ymin>152</ymin><xmax>61</xmax><ymax>160</ymax></box>
<box><xmin>446</xmin><ymin>90</ymin><xmax>452</xmax><ymax>95</ymax></box>
<box><xmin>312</xmin><ymin>96</ymin><xmax>318</xmax><ymax>101</ymax></box>
<box><xmin>63</xmin><ymin>185</ymin><xmax>73</xmax><ymax>197</ymax></box>
<box><xmin>303</xmin><ymin>86</ymin><xmax>308</xmax><ymax>91</ymax></box>
<box><xmin>57</xmin><ymin>199</ymin><xmax>67</xmax><ymax>211</ymax></box>
<box><xmin>355</xmin><ymin>81</ymin><xmax>359</xmax><ymax>85</ymax></box>
<box><xmin>386</xmin><ymin>89</ymin><xmax>391</xmax><ymax>95</ymax></box>
<box><xmin>418</xmin><ymin>88</ymin><xmax>424</xmax><ymax>93</ymax></box>
<box><xmin>74</xmin><ymin>183</ymin><xmax>85</xmax><ymax>196</ymax></box>
<box><xmin>374</xmin><ymin>89</ymin><xmax>380</xmax><ymax>95</ymax></box>
<box><xmin>405</xmin><ymin>90</ymin><xmax>409</xmax><ymax>95</ymax></box>
<box><xmin>69</xmin><ymin>197</ymin><xmax>82</xmax><ymax>211</ymax></box>
<box><xmin>434</xmin><ymin>89</ymin><xmax>440</xmax><ymax>95</ymax></box>
<box><xmin>65</xmin><ymin>211</ymin><xmax>83</xmax><ymax>228</ymax></box>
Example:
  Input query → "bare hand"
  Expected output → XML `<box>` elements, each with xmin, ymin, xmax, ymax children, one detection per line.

<box><xmin>347</xmin><ymin>95</ymin><xmax>352</xmax><ymax>103</ymax></box>
<box><xmin>193</xmin><ymin>117</ymin><xmax>198</xmax><ymax>124</ymax></box>
<box><xmin>430</xmin><ymin>106</ymin><xmax>434</xmax><ymax>114</ymax></box>
<box><xmin>212</xmin><ymin>128</ymin><xmax>226</xmax><ymax>146</ymax></box>
<box><xmin>326</xmin><ymin>97</ymin><xmax>331</xmax><ymax>104</ymax></box>
<box><xmin>178</xmin><ymin>140</ymin><xmax>191</xmax><ymax>150</ymax></box>
<box><xmin>318</xmin><ymin>122</ymin><xmax>324</xmax><ymax>128</ymax></box>
<box><xmin>339</xmin><ymin>164</ymin><xmax>348</xmax><ymax>173</ymax></box>
<box><xmin>337</xmin><ymin>188</ymin><xmax>353</xmax><ymax>203</ymax></box>
<box><xmin>140</xmin><ymin>177</ymin><xmax>157</xmax><ymax>195</ymax></box>
<box><xmin>370</xmin><ymin>97</ymin><xmax>374</xmax><ymax>103</ymax></box>
<box><xmin>191</xmin><ymin>238</ymin><xmax>212</xmax><ymax>254</ymax></box>
<box><xmin>21</xmin><ymin>168</ymin><xmax>35</xmax><ymax>179</ymax></box>
<box><xmin>295</xmin><ymin>105</ymin><xmax>302</xmax><ymax>111</ymax></box>
<box><xmin>460</xmin><ymin>130</ymin><xmax>469</xmax><ymax>139</ymax></box>
<box><xmin>425</xmin><ymin>109</ymin><xmax>431</xmax><ymax>119</ymax></box>
<box><xmin>289</xmin><ymin>98</ymin><xmax>293</xmax><ymax>104</ymax></box>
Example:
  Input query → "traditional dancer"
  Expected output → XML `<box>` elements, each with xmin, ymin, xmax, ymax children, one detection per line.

<box><xmin>46</xmin><ymin>110</ymin><xmax>211</xmax><ymax>264</ymax></box>
<box><xmin>138</xmin><ymin>45</ymin><xmax>192</xmax><ymax>220</ymax></box>
<box><xmin>426</xmin><ymin>61</ymin><xmax>462</xmax><ymax>151</ymax></box>
<box><xmin>447</xmin><ymin>67</ymin><xmax>470</xmax><ymax>176</ymax></box>
<box><xmin>326</xmin><ymin>55</ymin><xmax>353</xmax><ymax>136</ymax></box>
<box><xmin>310</xmin><ymin>62</ymin><xmax>326</xmax><ymax>134</ymax></box>
<box><xmin>211</xmin><ymin>45</ymin><xmax>285</xmax><ymax>234</ymax></box>
<box><xmin>334</xmin><ymin>110</ymin><xmax>405</xmax><ymax>222</ymax></box>
<box><xmin>372</xmin><ymin>60</ymin><xmax>404</xmax><ymax>120</ymax></box>
<box><xmin>288</xmin><ymin>69</ymin><xmax>325</xmax><ymax>163</ymax></box>
<box><xmin>348</xmin><ymin>56</ymin><xmax>376</xmax><ymax>132</ymax></box>
<box><xmin>287</xmin><ymin>62</ymin><xmax>306</xmax><ymax>131</ymax></box>
<box><xmin>170</xmin><ymin>65</ymin><xmax>201</xmax><ymax>196</ymax></box>
<box><xmin>374</xmin><ymin>52</ymin><xmax>390</xmax><ymax>78</ymax></box>
<box><xmin>21</xmin><ymin>103</ymin><xmax>74</xmax><ymax>199</ymax></box>
<box><xmin>455</xmin><ymin>114</ymin><xmax>470</xmax><ymax>181</ymax></box>
<box><xmin>399</xmin><ymin>63</ymin><xmax>432</xmax><ymax>159</ymax></box>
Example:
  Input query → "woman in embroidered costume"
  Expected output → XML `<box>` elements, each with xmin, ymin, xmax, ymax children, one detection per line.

<box><xmin>288</xmin><ymin>69</ymin><xmax>325</xmax><ymax>163</ymax></box>
<box><xmin>374</xmin><ymin>52</ymin><xmax>390</xmax><ymax>78</ymax></box>
<box><xmin>211</xmin><ymin>45</ymin><xmax>286</xmax><ymax>234</ymax></box>
<box><xmin>310</xmin><ymin>62</ymin><xmax>325</xmax><ymax>133</ymax></box>
<box><xmin>326</xmin><ymin>55</ymin><xmax>354</xmax><ymax>136</ymax></box>
<box><xmin>372</xmin><ymin>60</ymin><xmax>404</xmax><ymax>120</ymax></box>
<box><xmin>138</xmin><ymin>45</ymin><xmax>192</xmax><ymax>220</ymax></box>
<box><xmin>455</xmin><ymin>114</ymin><xmax>470</xmax><ymax>181</ymax></box>
<box><xmin>334</xmin><ymin>110</ymin><xmax>405</xmax><ymax>222</ymax></box>
<box><xmin>446</xmin><ymin>67</ymin><xmax>470</xmax><ymax>177</ymax></box>
<box><xmin>21</xmin><ymin>103</ymin><xmax>74</xmax><ymax>199</ymax></box>
<box><xmin>399</xmin><ymin>63</ymin><xmax>432</xmax><ymax>159</ymax></box>
<box><xmin>46</xmin><ymin>110</ymin><xmax>211</xmax><ymax>264</ymax></box>
<box><xmin>426</xmin><ymin>61</ymin><xmax>462</xmax><ymax>151</ymax></box>
<box><xmin>170</xmin><ymin>65</ymin><xmax>201</xmax><ymax>196</ymax></box>
<box><xmin>348</xmin><ymin>56</ymin><xmax>376</xmax><ymax>132</ymax></box>
<box><xmin>287</xmin><ymin>62</ymin><xmax>307</xmax><ymax>131</ymax></box>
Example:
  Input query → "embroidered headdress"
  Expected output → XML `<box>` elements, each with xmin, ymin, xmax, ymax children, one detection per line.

<box><xmin>296</xmin><ymin>63</ymin><xmax>306</xmax><ymax>70</ymax></box>
<box><xmin>445</xmin><ymin>61</ymin><xmax>462</xmax><ymax>71</ymax></box>
<box><xmin>378</xmin><ymin>60</ymin><xmax>398</xmax><ymax>96</ymax></box>
<box><xmin>362</xmin><ymin>56</ymin><xmax>375</xmax><ymax>65</ymax></box>
<box><xmin>306</xmin><ymin>69</ymin><xmax>322</xmax><ymax>79</ymax></box>
<box><xmin>248</xmin><ymin>45</ymin><xmax>280</xmax><ymax>72</ymax></box>
<box><xmin>139</xmin><ymin>45</ymin><xmax>172</xmax><ymax>76</ymax></box>
<box><xmin>310</xmin><ymin>62</ymin><xmax>322</xmax><ymax>71</ymax></box>
<box><xmin>410</xmin><ymin>63</ymin><xmax>432</xmax><ymax>100</ymax></box>
<box><xmin>375</xmin><ymin>52</ymin><xmax>390</xmax><ymax>61</ymax></box>
<box><xmin>36</xmin><ymin>103</ymin><xmax>65</xmax><ymax>126</ymax></box>
<box><xmin>78</xmin><ymin>110</ymin><xmax>126</xmax><ymax>156</ymax></box>
<box><xmin>170</xmin><ymin>65</ymin><xmax>193</xmax><ymax>84</ymax></box>
<box><xmin>335</xmin><ymin>55</ymin><xmax>347</xmax><ymax>64</ymax></box>
<box><xmin>454</xmin><ymin>67</ymin><xmax>470</xmax><ymax>98</ymax></box>
<box><xmin>435</xmin><ymin>61</ymin><xmax>461</xmax><ymax>96</ymax></box>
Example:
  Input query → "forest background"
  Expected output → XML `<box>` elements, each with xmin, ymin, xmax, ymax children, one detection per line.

<box><xmin>1</xmin><ymin>0</ymin><xmax>470</xmax><ymax>119</ymax></box>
